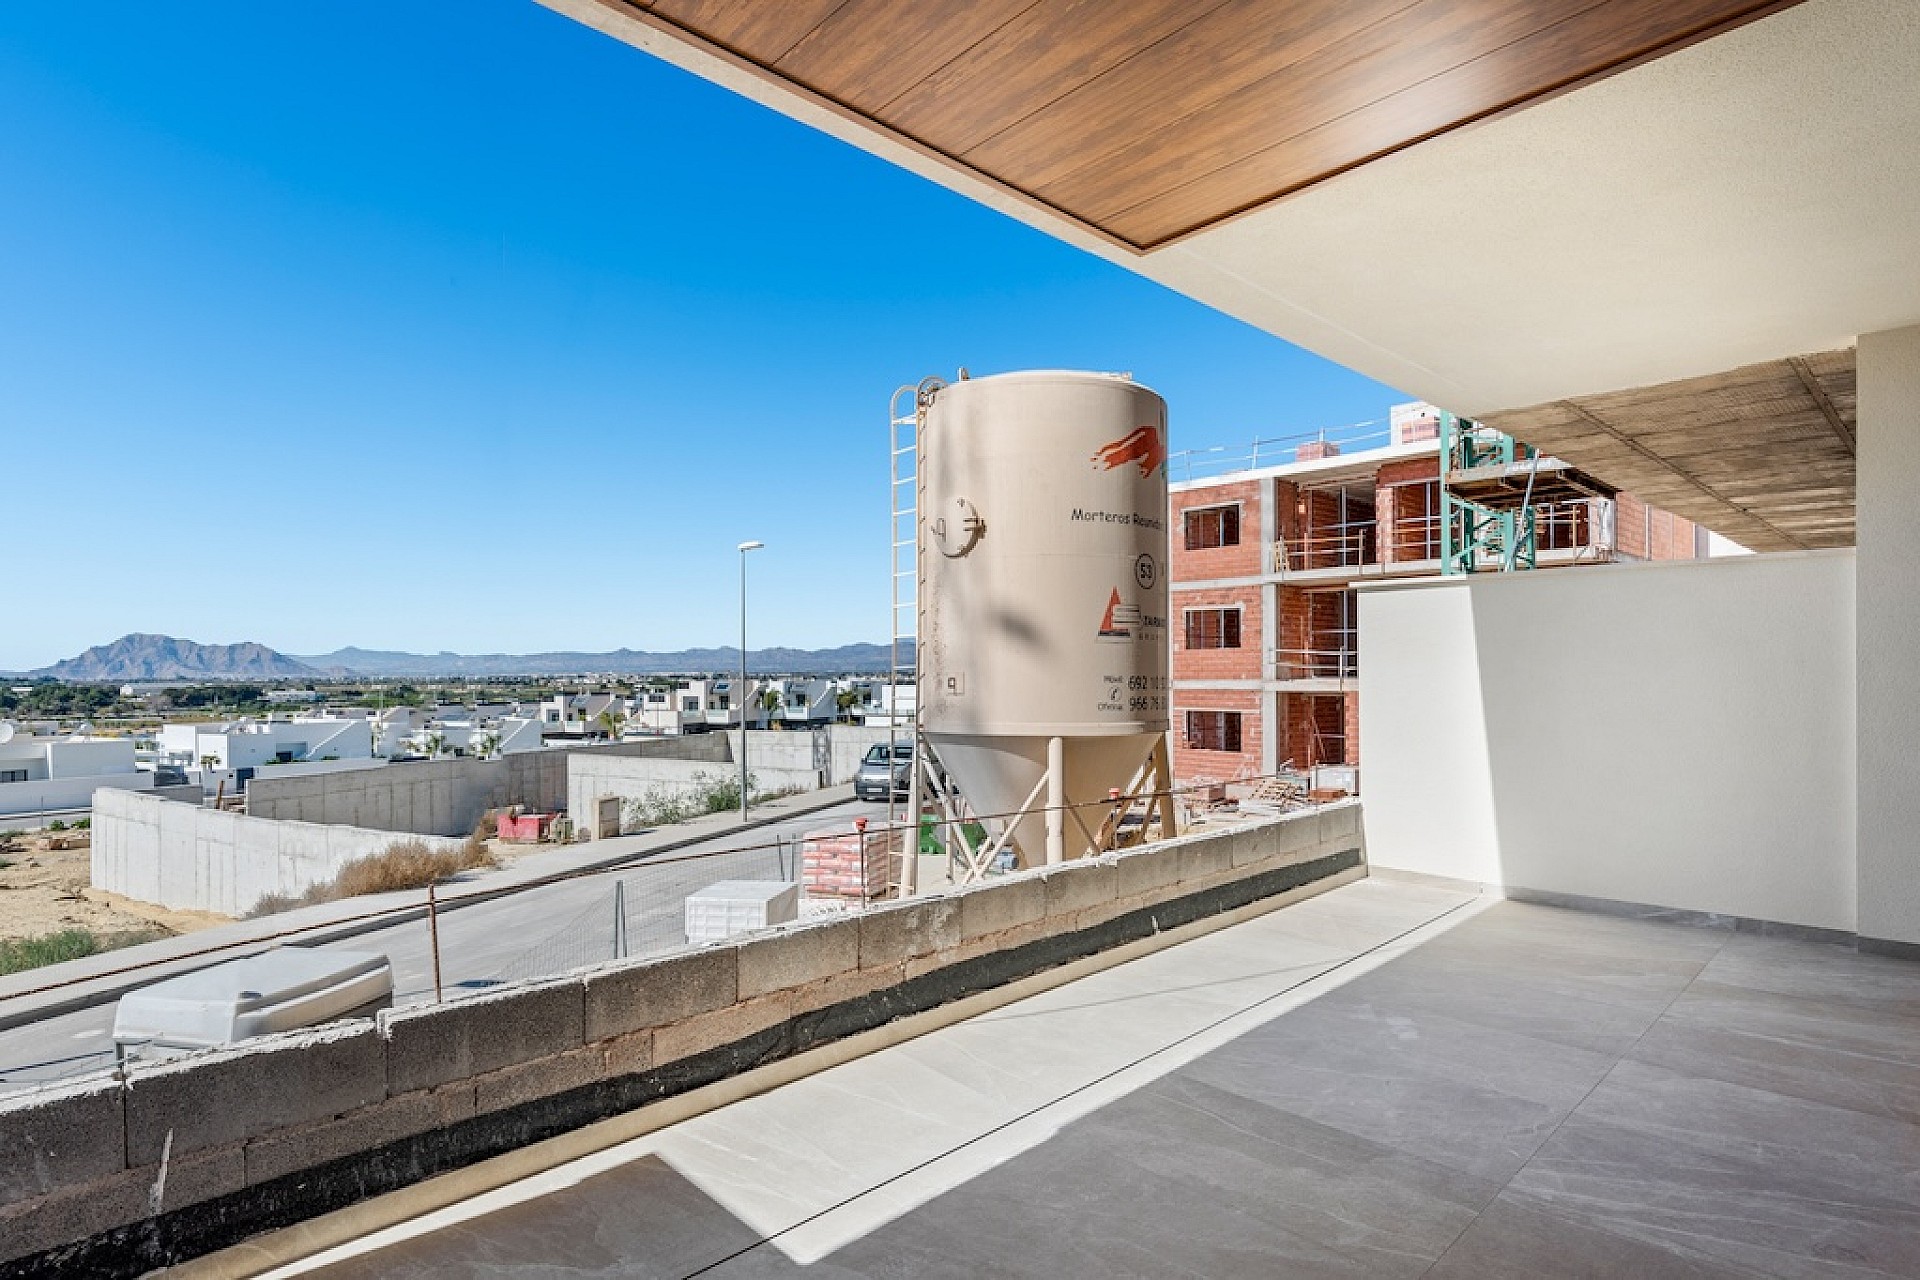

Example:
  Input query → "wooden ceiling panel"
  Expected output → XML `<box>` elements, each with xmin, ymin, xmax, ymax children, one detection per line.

<box><xmin>775</xmin><ymin>0</ymin><xmax>1040</xmax><ymax>109</ymax></box>
<box><xmin>595</xmin><ymin>0</ymin><xmax>1801</xmax><ymax>249</ymax></box>
<box><xmin>1044</xmin><ymin>0</ymin><xmax>1589</xmax><ymax>225</ymax></box>
<box><xmin>1101</xmin><ymin>0</ymin><xmax>1779</xmax><ymax>244</ymax></box>
<box><xmin>648</xmin><ymin>0</ymin><xmax>848</xmax><ymax>66</ymax></box>
<box><xmin>958</xmin><ymin>0</ymin><xmax>1418</xmax><ymax>196</ymax></box>
<box><xmin>1484</xmin><ymin>350</ymin><xmax>1857</xmax><ymax>552</ymax></box>
<box><xmin>879</xmin><ymin>0</ymin><xmax>1209</xmax><ymax>154</ymax></box>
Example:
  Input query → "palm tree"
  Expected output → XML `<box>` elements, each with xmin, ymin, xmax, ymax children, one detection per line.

<box><xmin>596</xmin><ymin>708</ymin><xmax>626</xmax><ymax>740</ymax></box>
<box><xmin>422</xmin><ymin>732</ymin><xmax>448</xmax><ymax>759</ymax></box>
<box><xmin>757</xmin><ymin>686</ymin><xmax>783</xmax><ymax>729</ymax></box>
<box><xmin>474</xmin><ymin>732</ymin><xmax>502</xmax><ymax>760</ymax></box>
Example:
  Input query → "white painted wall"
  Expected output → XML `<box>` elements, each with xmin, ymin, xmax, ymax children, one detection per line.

<box><xmin>0</xmin><ymin>771</ymin><xmax>153</xmax><ymax>819</ymax></box>
<box><xmin>1857</xmin><ymin>323</ymin><xmax>1920</xmax><ymax>946</ymax></box>
<box><xmin>1359</xmin><ymin>552</ymin><xmax>1856</xmax><ymax>931</ymax></box>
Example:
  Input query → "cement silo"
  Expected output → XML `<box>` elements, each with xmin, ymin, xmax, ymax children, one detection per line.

<box><xmin>918</xmin><ymin>370</ymin><xmax>1171</xmax><ymax>868</ymax></box>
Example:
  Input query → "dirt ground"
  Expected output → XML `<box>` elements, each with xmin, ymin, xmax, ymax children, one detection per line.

<box><xmin>0</xmin><ymin>831</ymin><xmax>230</xmax><ymax>943</ymax></box>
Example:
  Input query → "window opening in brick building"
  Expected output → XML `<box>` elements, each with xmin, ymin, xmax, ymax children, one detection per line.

<box><xmin>1185</xmin><ymin>710</ymin><xmax>1243</xmax><ymax>753</ymax></box>
<box><xmin>1280</xmin><ymin>693</ymin><xmax>1346</xmax><ymax>767</ymax></box>
<box><xmin>1289</xmin><ymin>483</ymin><xmax>1375</xmax><ymax>570</ymax></box>
<box><xmin>1393</xmin><ymin>479</ymin><xmax>1442</xmax><ymax>561</ymax></box>
<box><xmin>1184</xmin><ymin>607</ymin><xmax>1242</xmax><ymax>650</ymax></box>
<box><xmin>1184</xmin><ymin>504</ymin><xmax>1241</xmax><ymax>550</ymax></box>
<box><xmin>1534</xmin><ymin>499</ymin><xmax>1595</xmax><ymax>552</ymax></box>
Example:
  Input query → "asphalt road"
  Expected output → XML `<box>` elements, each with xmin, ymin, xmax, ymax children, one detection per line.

<box><xmin>0</xmin><ymin>798</ymin><xmax>892</xmax><ymax>1093</ymax></box>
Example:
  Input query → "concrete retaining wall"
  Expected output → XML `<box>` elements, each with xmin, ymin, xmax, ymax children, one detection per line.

<box><xmin>244</xmin><ymin>751</ymin><xmax>572</xmax><ymax>837</ymax></box>
<box><xmin>723</xmin><ymin>726</ymin><xmax>896</xmax><ymax>786</ymax></box>
<box><xmin>568</xmin><ymin>755</ymin><xmax>822</xmax><ymax>832</ymax></box>
<box><xmin>7</xmin><ymin>802</ymin><xmax>1363</xmax><ymax>1278</ymax></box>
<box><xmin>90</xmin><ymin>789</ymin><xmax>466</xmax><ymax>917</ymax></box>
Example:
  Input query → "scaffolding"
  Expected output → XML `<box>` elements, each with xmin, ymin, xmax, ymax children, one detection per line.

<box><xmin>1438</xmin><ymin>411</ymin><xmax>1538</xmax><ymax>574</ymax></box>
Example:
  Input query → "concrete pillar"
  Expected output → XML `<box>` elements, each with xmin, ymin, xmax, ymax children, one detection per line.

<box><xmin>1858</xmin><ymin>324</ymin><xmax>1920</xmax><ymax>950</ymax></box>
<box><xmin>1260</xmin><ymin>478</ymin><xmax>1280</xmax><ymax>776</ymax></box>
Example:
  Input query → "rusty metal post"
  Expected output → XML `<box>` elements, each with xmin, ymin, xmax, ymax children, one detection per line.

<box><xmin>427</xmin><ymin>879</ymin><xmax>444</xmax><ymax>1003</ymax></box>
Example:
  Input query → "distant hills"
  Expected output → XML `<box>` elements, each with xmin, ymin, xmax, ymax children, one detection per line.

<box><xmin>289</xmin><ymin>643</ymin><xmax>908</xmax><ymax>678</ymax></box>
<box><xmin>16</xmin><ymin>635</ymin><xmax>910</xmax><ymax>681</ymax></box>
<box><xmin>31</xmin><ymin>634</ymin><xmax>324</xmax><ymax>682</ymax></box>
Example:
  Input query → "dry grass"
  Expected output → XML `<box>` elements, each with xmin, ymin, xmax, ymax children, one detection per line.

<box><xmin>332</xmin><ymin>838</ymin><xmax>495</xmax><ymax>897</ymax></box>
<box><xmin>248</xmin><ymin>833</ymin><xmax>497</xmax><ymax>918</ymax></box>
<box><xmin>0</xmin><ymin>926</ymin><xmax>167</xmax><ymax>976</ymax></box>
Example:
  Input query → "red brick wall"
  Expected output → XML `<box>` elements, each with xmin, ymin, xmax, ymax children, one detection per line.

<box><xmin>1171</xmin><ymin>585</ymin><xmax>1262</xmax><ymax>682</ymax></box>
<box><xmin>1170</xmin><ymin>480</ymin><xmax>1262</xmax><ymax>581</ymax></box>
<box><xmin>1277</xmin><ymin>692</ymin><xmax>1357</xmax><ymax>769</ymax></box>
<box><xmin>1171</xmin><ymin>688</ymin><xmax>1262</xmax><ymax>785</ymax></box>
<box><xmin>1375</xmin><ymin>457</ymin><xmax>1440</xmax><ymax>563</ymax></box>
<box><xmin>1282</xmin><ymin>486</ymin><xmax>1376</xmax><ymax>569</ymax></box>
<box><xmin>1615</xmin><ymin>492</ymin><xmax>1699</xmax><ymax>561</ymax></box>
<box><xmin>1273</xmin><ymin>587</ymin><xmax>1355</xmax><ymax>677</ymax></box>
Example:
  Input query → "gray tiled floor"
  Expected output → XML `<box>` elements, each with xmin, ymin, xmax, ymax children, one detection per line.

<box><xmin>295</xmin><ymin>885</ymin><xmax>1920</xmax><ymax>1279</ymax></box>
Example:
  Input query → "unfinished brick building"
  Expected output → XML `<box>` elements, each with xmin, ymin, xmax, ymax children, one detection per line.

<box><xmin>1169</xmin><ymin>404</ymin><xmax>1702</xmax><ymax>789</ymax></box>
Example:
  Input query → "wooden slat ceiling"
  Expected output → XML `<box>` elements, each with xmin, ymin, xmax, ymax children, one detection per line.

<box><xmin>1482</xmin><ymin>349</ymin><xmax>1857</xmax><ymax>552</ymax></box>
<box><xmin>590</xmin><ymin>0</ymin><xmax>1802</xmax><ymax>250</ymax></box>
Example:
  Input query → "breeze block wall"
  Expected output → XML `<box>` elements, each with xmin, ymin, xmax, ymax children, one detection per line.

<box><xmin>0</xmin><ymin>802</ymin><xmax>1364</xmax><ymax>1279</ymax></box>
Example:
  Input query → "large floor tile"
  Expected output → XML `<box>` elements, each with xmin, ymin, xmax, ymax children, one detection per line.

<box><xmin>711</xmin><ymin>1089</ymin><xmax>1463</xmax><ymax>1280</ymax></box>
<box><xmin>1426</xmin><ymin>1192</ymin><xmax>1760</xmax><ymax>1279</ymax></box>
<box><xmin>1701</xmin><ymin>934</ymin><xmax>1920</xmax><ymax>1019</ymax></box>
<box><xmin>307</xmin><ymin>1153</ymin><xmax>766</xmax><ymax>1279</ymax></box>
<box><xmin>1452</xmin><ymin>899</ymin><xmax>1732</xmax><ymax>961</ymax></box>
<box><xmin>1509</xmin><ymin>1065</ymin><xmax>1920</xmax><ymax>1278</ymax></box>
<box><xmin>1629</xmin><ymin>995</ymin><xmax>1920</xmax><ymax>1126</ymax></box>
<box><xmin>1333</xmin><ymin>955</ymin><xmax>1671</xmax><ymax>1057</ymax></box>
<box><xmin>1179</xmin><ymin>1016</ymin><xmax>1593</xmax><ymax>1181</ymax></box>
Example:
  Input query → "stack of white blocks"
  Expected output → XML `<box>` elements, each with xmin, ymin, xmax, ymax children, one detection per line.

<box><xmin>685</xmin><ymin>879</ymin><xmax>801</xmax><ymax>945</ymax></box>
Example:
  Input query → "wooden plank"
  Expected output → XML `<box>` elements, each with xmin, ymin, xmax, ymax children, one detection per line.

<box><xmin>1789</xmin><ymin>355</ymin><xmax>1857</xmax><ymax>454</ymax></box>
<box><xmin>1049</xmin><ymin>0</ymin><xmax>1614</xmax><ymax>224</ymax></box>
<box><xmin>774</xmin><ymin>0</ymin><xmax>1041</xmax><ymax>110</ymax></box>
<box><xmin>880</xmin><ymin>0</ymin><xmax>1215</xmax><ymax>148</ymax></box>
<box><xmin>1103</xmin><ymin>0</ymin><xmax>1789</xmax><ymax>244</ymax></box>
<box><xmin>961</xmin><ymin>0</ymin><xmax>1419</xmax><ymax>192</ymax></box>
<box><xmin>650</xmin><ymin>0</ymin><xmax>848</xmax><ymax>64</ymax></box>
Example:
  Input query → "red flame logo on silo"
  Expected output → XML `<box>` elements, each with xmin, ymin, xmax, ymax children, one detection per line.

<box><xmin>1091</xmin><ymin>426</ymin><xmax>1166</xmax><ymax>478</ymax></box>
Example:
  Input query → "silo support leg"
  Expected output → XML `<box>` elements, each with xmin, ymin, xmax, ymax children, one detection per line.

<box><xmin>1046</xmin><ymin>736</ymin><xmax>1066</xmax><ymax>866</ymax></box>
<box><xmin>1152</xmin><ymin>739</ymin><xmax>1177</xmax><ymax>839</ymax></box>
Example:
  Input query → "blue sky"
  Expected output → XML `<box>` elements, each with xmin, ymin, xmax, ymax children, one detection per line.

<box><xmin>0</xmin><ymin>1</ymin><xmax>1405</xmax><ymax>672</ymax></box>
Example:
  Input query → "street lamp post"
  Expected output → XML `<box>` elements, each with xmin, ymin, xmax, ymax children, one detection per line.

<box><xmin>737</xmin><ymin>540</ymin><xmax>764</xmax><ymax>822</ymax></box>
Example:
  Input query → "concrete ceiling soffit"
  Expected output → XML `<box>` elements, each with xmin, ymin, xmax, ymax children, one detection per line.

<box><xmin>1482</xmin><ymin>349</ymin><xmax>1856</xmax><ymax>552</ymax></box>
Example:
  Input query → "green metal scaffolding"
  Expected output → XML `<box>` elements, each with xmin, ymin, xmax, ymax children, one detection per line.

<box><xmin>1438</xmin><ymin>411</ymin><xmax>1538</xmax><ymax>575</ymax></box>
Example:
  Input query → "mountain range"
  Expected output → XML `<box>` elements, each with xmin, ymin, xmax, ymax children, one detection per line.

<box><xmin>14</xmin><ymin>635</ymin><xmax>909</xmax><ymax>681</ymax></box>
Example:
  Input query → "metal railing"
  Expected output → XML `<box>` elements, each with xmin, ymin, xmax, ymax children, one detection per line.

<box><xmin>1167</xmin><ymin>421</ymin><xmax>1391</xmax><ymax>484</ymax></box>
<box><xmin>1269</xmin><ymin>647</ymin><xmax>1359</xmax><ymax>684</ymax></box>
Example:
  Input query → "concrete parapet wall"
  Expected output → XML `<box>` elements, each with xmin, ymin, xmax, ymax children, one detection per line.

<box><xmin>90</xmin><ymin>788</ymin><xmax>465</xmax><ymax>916</ymax></box>
<box><xmin>2</xmin><ymin>801</ymin><xmax>1364</xmax><ymax>1278</ymax></box>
